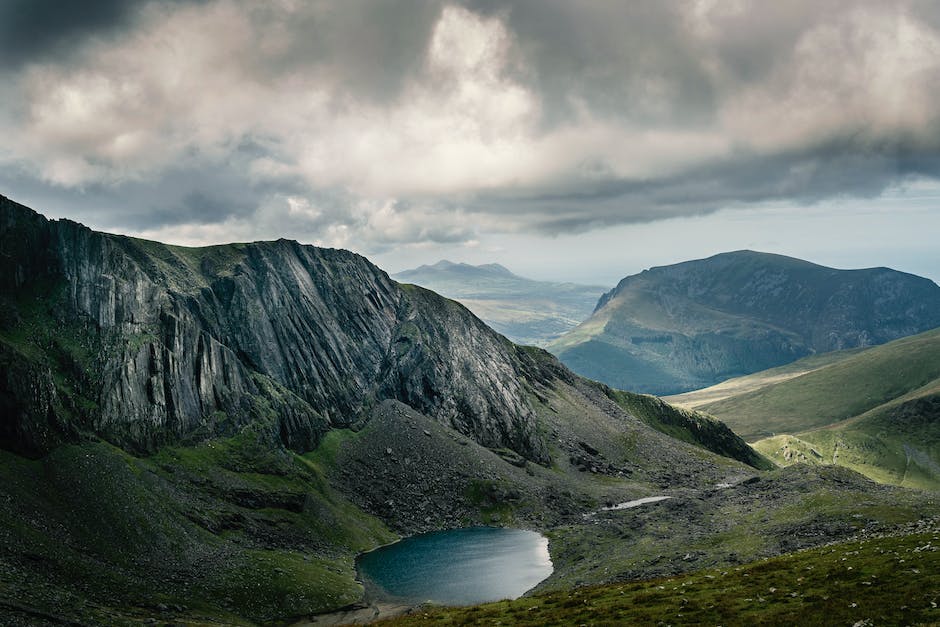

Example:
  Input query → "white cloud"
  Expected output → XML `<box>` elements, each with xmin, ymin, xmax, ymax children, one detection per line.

<box><xmin>720</xmin><ymin>5</ymin><xmax>940</xmax><ymax>151</ymax></box>
<box><xmin>3</xmin><ymin>0</ymin><xmax>940</xmax><ymax>254</ymax></box>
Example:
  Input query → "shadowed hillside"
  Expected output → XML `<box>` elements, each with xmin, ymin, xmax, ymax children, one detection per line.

<box><xmin>550</xmin><ymin>251</ymin><xmax>940</xmax><ymax>395</ymax></box>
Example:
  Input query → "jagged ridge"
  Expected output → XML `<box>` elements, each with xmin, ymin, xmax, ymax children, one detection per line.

<box><xmin>0</xmin><ymin>195</ymin><xmax>548</xmax><ymax>462</ymax></box>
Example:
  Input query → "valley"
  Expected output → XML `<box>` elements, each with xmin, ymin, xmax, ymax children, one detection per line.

<box><xmin>392</xmin><ymin>261</ymin><xmax>606</xmax><ymax>347</ymax></box>
<box><xmin>5</xmin><ymin>3</ymin><xmax>940</xmax><ymax>624</ymax></box>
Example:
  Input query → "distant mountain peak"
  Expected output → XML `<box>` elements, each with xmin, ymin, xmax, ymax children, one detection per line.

<box><xmin>391</xmin><ymin>260</ymin><xmax>607</xmax><ymax>347</ymax></box>
<box><xmin>476</xmin><ymin>262</ymin><xmax>514</xmax><ymax>276</ymax></box>
<box><xmin>428</xmin><ymin>259</ymin><xmax>458</xmax><ymax>269</ymax></box>
<box><xmin>399</xmin><ymin>259</ymin><xmax>519</xmax><ymax>279</ymax></box>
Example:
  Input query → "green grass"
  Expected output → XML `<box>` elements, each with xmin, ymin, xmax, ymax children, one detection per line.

<box><xmin>535</xmin><ymin>463</ymin><xmax>935</xmax><ymax>597</ymax></box>
<box><xmin>665</xmin><ymin>347</ymin><xmax>868</xmax><ymax>409</ymax></box>
<box><xmin>0</xmin><ymin>276</ymin><xmax>106</xmax><ymax>452</ymax></box>
<box><xmin>753</xmin><ymin>382</ymin><xmax>940</xmax><ymax>490</ymax></box>
<box><xmin>0</xmin><ymin>432</ymin><xmax>396</xmax><ymax>624</ymax></box>
<box><xmin>384</xmin><ymin>524</ymin><xmax>940</xmax><ymax>626</ymax></box>
<box><xmin>302</xmin><ymin>428</ymin><xmax>363</xmax><ymax>471</ymax></box>
<box><xmin>688</xmin><ymin>327</ymin><xmax>940</xmax><ymax>490</ymax></box>
<box><xmin>604</xmin><ymin>387</ymin><xmax>773</xmax><ymax>470</ymax></box>
<box><xmin>700</xmin><ymin>328</ymin><xmax>940</xmax><ymax>441</ymax></box>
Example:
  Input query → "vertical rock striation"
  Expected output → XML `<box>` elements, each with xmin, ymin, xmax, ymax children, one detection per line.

<box><xmin>0</xmin><ymin>196</ymin><xmax>548</xmax><ymax>462</ymax></box>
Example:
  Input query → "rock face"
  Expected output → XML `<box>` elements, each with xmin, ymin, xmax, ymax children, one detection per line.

<box><xmin>0</xmin><ymin>195</ymin><xmax>547</xmax><ymax>462</ymax></box>
<box><xmin>550</xmin><ymin>250</ymin><xmax>940</xmax><ymax>395</ymax></box>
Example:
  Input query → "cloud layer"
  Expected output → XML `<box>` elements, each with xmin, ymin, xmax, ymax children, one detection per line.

<box><xmin>2</xmin><ymin>0</ymin><xmax>939</xmax><ymax>251</ymax></box>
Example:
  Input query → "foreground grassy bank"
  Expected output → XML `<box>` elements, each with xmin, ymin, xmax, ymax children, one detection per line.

<box><xmin>385</xmin><ymin>520</ymin><xmax>940</xmax><ymax>626</ymax></box>
<box><xmin>0</xmin><ymin>434</ymin><xmax>395</xmax><ymax>625</ymax></box>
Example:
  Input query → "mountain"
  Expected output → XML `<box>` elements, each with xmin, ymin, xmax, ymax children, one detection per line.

<box><xmin>669</xmin><ymin>327</ymin><xmax>940</xmax><ymax>490</ymax></box>
<box><xmin>0</xmin><ymin>195</ymin><xmax>773</xmax><ymax>621</ymax></box>
<box><xmin>549</xmin><ymin>250</ymin><xmax>940</xmax><ymax>395</ymax></box>
<box><xmin>393</xmin><ymin>260</ymin><xmax>606</xmax><ymax>346</ymax></box>
<box><xmin>1</xmin><ymin>196</ymin><xmax>935</xmax><ymax>624</ymax></box>
<box><xmin>0</xmin><ymin>205</ymin><xmax>548</xmax><ymax>463</ymax></box>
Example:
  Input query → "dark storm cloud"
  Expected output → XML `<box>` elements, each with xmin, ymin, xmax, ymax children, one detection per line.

<box><xmin>0</xmin><ymin>0</ymin><xmax>208</xmax><ymax>71</ymax></box>
<box><xmin>462</xmin><ymin>0</ymin><xmax>719</xmax><ymax>127</ymax></box>
<box><xmin>249</xmin><ymin>0</ymin><xmax>443</xmax><ymax>103</ymax></box>
<box><xmin>0</xmin><ymin>0</ymin><xmax>134</xmax><ymax>69</ymax></box>
<box><xmin>2</xmin><ymin>0</ymin><xmax>940</xmax><ymax>249</ymax></box>
<box><xmin>468</xmin><ymin>128</ymin><xmax>940</xmax><ymax>236</ymax></box>
<box><xmin>0</xmin><ymin>151</ymin><xmax>285</xmax><ymax>232</ymax></box>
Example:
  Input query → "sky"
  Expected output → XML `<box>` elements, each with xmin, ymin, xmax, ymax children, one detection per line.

<box><xmin>2</xmin><ymin>0</ymin><xmax>940</xmax><ymax>286</ymax></box>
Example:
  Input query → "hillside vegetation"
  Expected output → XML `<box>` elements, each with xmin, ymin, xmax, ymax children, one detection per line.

<box><xmin>2</xmin><ymin>196</ymin><xmax>802</xmax><ymax>624</ymax></box>
<box><xmin>2</xmin><ymin>196</ymin><xmax>937</xmax><ymax>624</ymax></box>
<box><xmin>665</xmin><ymin>348</ymin><xmax>868</xmax><ymax>410</ymax></box>
<box><xmin>678</xmin><ymin>328</ymin><xmax>940</xmax><ymax>490</ymax></box>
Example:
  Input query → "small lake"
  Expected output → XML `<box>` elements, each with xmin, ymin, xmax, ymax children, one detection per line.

<box><xmin>357</xmin><ymin>527</ymin><xmax>553</xmax><ymax>606</ymax></box>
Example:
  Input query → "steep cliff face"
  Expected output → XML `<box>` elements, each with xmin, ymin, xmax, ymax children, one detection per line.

<box><xmin>551</xmin><ymin>250</ymin><xmax>940</xmax><ymax>395</ymax></box>
<box><xmin>0</xmin><ymin>196</ymin><xmax>546</xmax><ymax>461</ymax></box>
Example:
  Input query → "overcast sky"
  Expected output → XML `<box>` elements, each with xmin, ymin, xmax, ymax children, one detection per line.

<box><xmin>2</xmin><ymin>0</ymin><xmax>939</xmax><ymax>285</ymax></box>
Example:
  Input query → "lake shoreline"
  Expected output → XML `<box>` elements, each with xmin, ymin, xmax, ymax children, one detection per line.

<box><xmin>292</xmin><ymin>600</ymin><xmax>418</xmax><ymax>625</ymax></box>
<box><xmin>301</xmin><ymin>526</ymin><xmax>553</xmax><ymax>624</ymax></box>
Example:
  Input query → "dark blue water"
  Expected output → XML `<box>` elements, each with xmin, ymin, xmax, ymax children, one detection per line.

<box><xmin>357</xmin><ymin>527</ymin><xmax>553</xmax><ymax>605</ymax></box>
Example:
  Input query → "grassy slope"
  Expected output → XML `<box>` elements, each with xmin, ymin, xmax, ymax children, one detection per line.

<box><xmin>665</xmin><ymin>347</ymin><xmax>868</xmax><ymax>410</ymax></box>
<box><xmin>697</xmin><ymin>328</ymin><xmax>940</xmax><ymax>441</ymax></box>
<box><xmin>675</xmin><ymin>328</ymin><xmax>940</xmax><ymax>490</ymax></box>
<box><xmin>384</xmin><ymin>520</ymin><xmax>940</xmax><ymax>626</ymax></box>
<box><xmin>752</xmin><ymin>379</ymin><xmax>940</xmax><ymax>491</ymax></box>
<box><xmin>537</xmin><ymin>464</ymin><xmax>936</xmax><ymax>595</ymax></box>
<box><xmin>602</xmin><ymin>387</ymin><xmax>774</xmax><ymax>471</ymax></box>
<box><xmin>0</xmin><ymin>432</ymin><xmax>395</xmax><ymax>625</ymax></box>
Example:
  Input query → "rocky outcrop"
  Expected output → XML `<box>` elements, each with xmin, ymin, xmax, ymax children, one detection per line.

<box><xmin>0</xmin><ymin>195</ymin><xmax>547</xmax><ymax>462</ymax></box>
